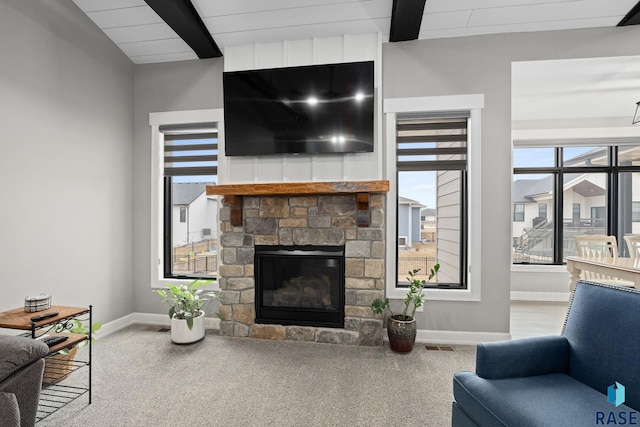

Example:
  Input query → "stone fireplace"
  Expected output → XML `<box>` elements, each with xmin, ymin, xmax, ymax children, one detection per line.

<box><xmin>209</xmin><ymin>181</ymin><xmax>387</xmax><ymax>346</ymax></box>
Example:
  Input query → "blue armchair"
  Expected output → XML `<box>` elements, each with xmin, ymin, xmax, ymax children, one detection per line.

<box><xmin>452</xmin><ymin>280</ymin><xmax>640</xmax><ymax>426</ymax></box>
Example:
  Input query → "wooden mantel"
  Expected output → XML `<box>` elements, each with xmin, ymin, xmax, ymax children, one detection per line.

<box><xmin>206</xmin><ymin>180</ymin><xmax>389</xmax><ymax>227</ymax></box>
<box><xmin>205</xmin><ymin>180</ymin><xmax>389</xmax><ymax>196</ymax></box>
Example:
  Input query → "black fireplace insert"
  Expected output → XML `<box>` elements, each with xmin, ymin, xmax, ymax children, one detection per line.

<box><xmin>254</xmin><ymin>245</ymin><xmax>345</xmax><ymax>328</ymax></box>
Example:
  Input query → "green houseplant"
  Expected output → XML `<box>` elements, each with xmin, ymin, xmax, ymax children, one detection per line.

<box><xmin>371</xmin><ymin>263</ymin><xmax>440</xmax><ymax>353</ymax></box>
<box><xmin>154</xmin><ymin>279</ymin><xmax>219</xmax><ymax>344</ymax></box>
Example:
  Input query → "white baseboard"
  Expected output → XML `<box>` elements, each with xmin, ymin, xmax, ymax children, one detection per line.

<box><xmin>98</xmin><ymin>312</ymin><xmax>220</xmax><ymax>339</ymax></box>
<box><xmin>103</xmin><ymin>312</ymin><xmax>502</xmax><ymax>346</ymax></box>
<box><xmin>510</xmin><ymin>291</ymin><xmax>570</xmax><ymax>302</ymax></box>
<box><xmin>383</xmin><ymin>328</ymin><xmax>511</xmax><ymax>345</ymax></box>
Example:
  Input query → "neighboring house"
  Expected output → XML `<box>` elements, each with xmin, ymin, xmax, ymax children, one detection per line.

<box><xmin>398</xmin><ymin>196</ymin><xmax>425</xmax><ymax>249</ymax></box>
<box><xmin>172</xmin><ymin>183</ymin><xmax>218</xmax><ymax>246</ymax></box>
<box><xmin>420</xmin><ymin>208</ymin><xmax>436</xmax><ymax>242</ymax></box>
<box><xmin>513</xmin><ymin>170</ymin><xmax>640</xmax><ymax>259</ymax></box>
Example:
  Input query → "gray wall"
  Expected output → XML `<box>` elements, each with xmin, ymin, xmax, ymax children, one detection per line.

<box><xmin>383</xmin><ymin>26</ymin><xmax>640</xmax><ymax>333</ymax></box>
<box><xmin>132</xmin><ymin>59</ymin><xmax>224</xmax><ymax>314</ymax></box>
<box><xmin>0</xmin><ymin>1</ymin><xmax>134</xmax><ymax>322</ymax></box>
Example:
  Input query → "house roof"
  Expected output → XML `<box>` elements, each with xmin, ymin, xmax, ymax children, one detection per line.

<box><xmin>421</xmin><ymin>208</ymin><xmax>436</xmax><ymax>216</ymax></box>
<box><xmin>398</xmin><ymin>196</ymin><xmax>425</xmax><ymax>209</ymax></box>
<box><xmin>172</xmin><ymin>182</ymin><xmax>208</xmax><ymax>205</ymax></box>
<box><xmin>514</xmin><ymin>173</ymin><xmax>606</xmax><ymax>202</ymax></box>
<box><xmin>513</xmin><ymin>176</ymin><xmax>554</xmax><ymax>203</ymax></box>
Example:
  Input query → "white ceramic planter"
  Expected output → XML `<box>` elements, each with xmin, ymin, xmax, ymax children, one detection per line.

<box><xmin>171</xmin><ymin>310</ymin><xmax>206</xmax><ymax>344</ymax></box>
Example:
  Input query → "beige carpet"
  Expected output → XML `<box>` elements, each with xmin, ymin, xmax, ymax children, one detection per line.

<box><xmin>37</xmin><ymin>325</ymin><xmax>476</xmax><ymax>426</ymax></box>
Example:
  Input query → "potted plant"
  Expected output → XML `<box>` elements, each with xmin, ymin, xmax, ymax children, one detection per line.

<box><xmin>371</xmin><ymin>264</ymin><xmax>440</xmax><ymax>353</ymax></box>
<box><xmin>154</xmin><ymin>279</ymin><xmax>219</xmax><ymax>344</ymax></box>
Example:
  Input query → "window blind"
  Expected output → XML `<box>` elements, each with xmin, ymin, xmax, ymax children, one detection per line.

<box><xmin>396</xmin><ymin>114</ymin><xmax>468</xmax><ymax>171</ymax></box>
<box><xmin>161</xmin><ymin>123</ymin><xmax>218</xmax><ymax>177</ymax></box>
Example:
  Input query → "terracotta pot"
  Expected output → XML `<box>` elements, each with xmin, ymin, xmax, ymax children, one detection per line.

<box><xmin>171</xmin><ymin>310</ymin><xmax>206</xmax><ymax>344</ymax></box>
<box><xmin>387</xmin><ymin>315</ymin><xmax>416</xmax><ymax>353</ymax></box>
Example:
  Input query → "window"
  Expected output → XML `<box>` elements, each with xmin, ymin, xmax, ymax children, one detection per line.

<box><xmin>512</xmin><ymin>145</ymin><xmax>640</xmax><ymax>264</ymax></box>
<box><xmin>538</xmin><ymin>203</ymin><xmax>547</xmax><ymax>220</ymax></box>
<box><xmin>513</xmin><ymin>204</ymin><xmax>525</xmax><ymax>222</ymax></box>
<box><xmin>572</xmin><ymin>203</ymin><xmax>581</xmax><ymax>220</ymax></box>
<box><xmin>384</xmin><ymin>94</ymin><xmax>483</xmax><ymax>301</ymax></box>
<box><xmin>149</xmin><ymin>110</ymin><xmax>224</xmax><ymax>288</ymax></box>
<box><xmin>633</xmin><ymin>202</ymin><xmax>640</xmax><ymax>222</ymax></box>
<box><xmin>161</xmin><ymin>125</ymin><xmax>218</xmax><ymax>279</ymax></box>
<box><xmin>395</xmin><ymin>113</ymin><xmax>468</xmax><ymax>288</ymax></box>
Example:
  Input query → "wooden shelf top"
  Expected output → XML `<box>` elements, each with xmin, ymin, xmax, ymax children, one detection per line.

<box><xmin>0</xmin><ymin>306</ymin><xmax>89</xmax><ymax>330</ymax></box>
<box><xmin>206</xmin><ymin>180</ymin><xmax>389</xmax><ymax>196</ymax></box>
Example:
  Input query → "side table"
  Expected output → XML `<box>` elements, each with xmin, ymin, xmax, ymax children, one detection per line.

<box><xmin>0</xmin><ymin>305</ymin><xmax>93</xmax><ymax>422</ymax></box>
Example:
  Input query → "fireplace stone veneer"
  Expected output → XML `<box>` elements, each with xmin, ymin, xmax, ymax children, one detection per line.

<box><xmin>217</xmin><ymin>193</ymin><xmax>385</xmax><ymax>346</ymax></box>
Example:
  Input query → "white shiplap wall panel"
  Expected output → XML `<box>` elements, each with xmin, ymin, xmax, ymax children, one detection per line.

<box><xmin>257</xmin><ymin>157</ymin><xmax>286</xmax><ymax>183</ymax></box>
<box><xmin>283</xmin><ymin>156</ymin><xmax>314</xmax><ymax>182</ymax></box>
<box><xmin>344</xmin><ymin>33</ymin><xmax>380</xmax><ymax>62</ymax></box>
<box><xmin>222</xmin><ymin>34</ymin><xmax>382</xmax><ymax>185</ymax></box>
<box><xmin>314</xmin><ymin>37</ymin><xmax>345</xmax><ymax>64</ymax></box>
<box><xmin>313</xmin><ymin>154</ymin><xmax>345</xmax><ymax>181</ymax></box>
<box><xmin>224</xmin><ymin>44</ymin><xmax>256</xmax><ymax>72</ymax></box>
<box><xmin>256</xmin><ymin>42</ymin><xmax>285</xmax><ymax>69</ymax></box>
<box><xmin>284</xmin><ymin>40</ymin><xmax>314</xmax><ymax>66</ymax></box>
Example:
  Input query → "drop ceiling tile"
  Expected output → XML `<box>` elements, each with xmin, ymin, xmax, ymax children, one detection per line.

<box><xmin>86</xmin><ymin>5</ymin><xmax>163</xmax><ymax>29</ymax></box>
<box><xmin>204</xmin><ymin>2</ymin><xmax>391</xmax><ymax>35</ymax></box>
<box><xmin>419</xmin><ymin>16</ymin><xmax>623</xmax><ymax>39</ymax></box>
<box><xmin>214</xmin><ymin>18</ymin><xmax>389</xmax><ymax>49</ymax></box>
<box><xmin>192</xmin><ymin>0</ymin><xmax>384</xmax><ymax>17</ymax></box>
<box><xmin>104</xmin><ymin>23</ymin><xmax>179</xmax><ymax>44</ymax></box>
<box><xmin>132</xmin><ymin>52</ymin><xmax>199</xmax><ymax>64</ymax></box>
<box><xmin>72</xmin><ymin>0</ymin><xmax>146</xmax><ymax>13</ymax></box>
<box><xmin>118</xmin><ymin>38</ymin><xmax>192</xmax><ymax>57</ymax></box>
<box><xmin>426</xmin><ymin>0</ymin><xmax>583</xmax><ymax>14</ymax></box>
<box><xmin>468</xmin><ymin>1</ymin><xmax>628</xmax><ymax>27</ymax></box>
<box><xmin>422</xmin><ymin>10</ymin><xmax>472</xmax><ymax>31</ymax></box>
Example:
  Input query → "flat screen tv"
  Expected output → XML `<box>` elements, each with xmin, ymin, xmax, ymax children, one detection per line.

<box><xmin>223</xmin><ymin>61</ymin><xmax>374</xmax><ymax>156</ymax></box>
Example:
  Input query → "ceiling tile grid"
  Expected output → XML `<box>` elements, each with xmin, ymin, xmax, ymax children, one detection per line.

<box><xmin>71</xmin><ymin>0</ymin><xmax>639</xmax><ymax>64</ymax></box>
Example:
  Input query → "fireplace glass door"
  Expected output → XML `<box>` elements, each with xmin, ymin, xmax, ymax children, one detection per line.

<box><xmin>255</xmin><ymin>245</ymin><xmax>345</xmax><ymax>328</ymax></box>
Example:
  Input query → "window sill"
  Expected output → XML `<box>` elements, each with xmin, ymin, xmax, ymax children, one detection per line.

<box><xmin>511</xmin><ymin>264</ymin><xmax>567</xmax><ymax>273</ymax></box>
<box><xmin>386</xmin><ymin>285</ymin><xmax>479</xmax><ymax>302</ymax></box>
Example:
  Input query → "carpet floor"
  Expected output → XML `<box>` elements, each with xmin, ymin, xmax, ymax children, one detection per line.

<box><xmin>37</xmin><ymin>325</ymin><xmax>476</xmax><ymax>427</ymax></box>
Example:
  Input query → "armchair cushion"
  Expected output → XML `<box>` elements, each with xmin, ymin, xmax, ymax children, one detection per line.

<box><xmin>0</xmin><ymin>336</ymin><xmax>48</xmax><ymax>382</ymax></box>
<box><xmin>476</xmin><ymin>335</ymin><xmax>569</xmax><ymax>379</ymax></box>
<box><xmin>453</xmin><ymin>372</ymin><xmax>637</xmax><ymax>427</ymax></box>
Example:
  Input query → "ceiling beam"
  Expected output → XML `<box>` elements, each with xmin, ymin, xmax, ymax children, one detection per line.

<box><xmin>389</xmin><ymin>0</ymin><xmax>427</xmax><ymax>42</ymax></box>
<box><xmin>618</xmin><ymin>0</ymin><xmax>640</xmax><ymax>26</ymax></box>
<box><xmin>144</xmin><ymin>0</ymin><xmax>222</xmax><ymax>58</ymax></box>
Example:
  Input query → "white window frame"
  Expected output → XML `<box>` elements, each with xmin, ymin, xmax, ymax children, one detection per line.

<box><xmin>384</xmin><ymin>95</ymin><xmax>484</xmax><ymax>302</ymax></box>
<box><xmin>149</xmin><ymin>109</ymin><xmax>224</xmax><ymax>289</ymax></box>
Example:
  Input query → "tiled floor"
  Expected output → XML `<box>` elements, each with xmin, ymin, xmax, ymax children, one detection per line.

<box><xmin>510</xmin><ymin>300</ymin><xmax>569</xmax><ymax>340</ymax></box>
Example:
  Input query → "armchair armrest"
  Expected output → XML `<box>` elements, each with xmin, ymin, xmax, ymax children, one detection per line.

<box><xmin>476</xmin><ymin>335</ymin><xmax>569</xmax><ymax>379</ymax></box>
<box><xmin>0</xmin><ymin>336</ymin><xmax>48</xmax><ymax>382</ymax></box>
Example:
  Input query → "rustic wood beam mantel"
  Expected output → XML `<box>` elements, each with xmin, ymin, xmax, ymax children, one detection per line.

<box><xmin>206</xmin><ymin>180</ymin><xmax>389</xmax><ymax>227</ymax></box>
<box><xmin>206</xmin><ymin>180</ymin><xmax>389</xmax><ymax>196</ymax></box>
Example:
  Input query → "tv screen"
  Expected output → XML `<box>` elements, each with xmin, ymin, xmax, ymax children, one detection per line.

<box><xmin>223</xmin><ymin>61</ymin><xmax>374</xmax><ymax>156</ymax></box>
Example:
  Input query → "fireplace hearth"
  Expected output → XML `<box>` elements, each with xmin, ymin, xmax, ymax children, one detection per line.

<box><xmin>255</xmin><ymin>245</ymin><xmax>345</xmax><ymax>328</ymax></box>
